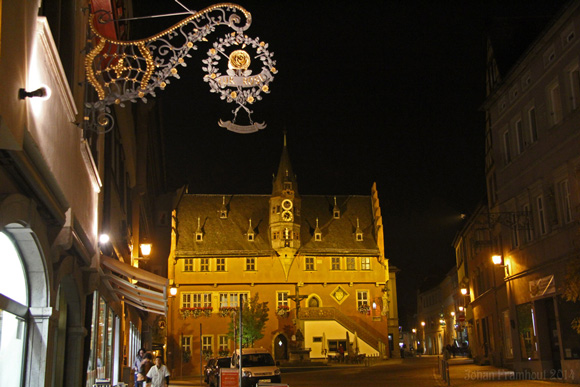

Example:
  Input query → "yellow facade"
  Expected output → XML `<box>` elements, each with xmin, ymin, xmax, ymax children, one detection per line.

<box><xmin>166</xmin><ymin>140</ymin><xmax>397</xmax><ymax>376</ymax></box>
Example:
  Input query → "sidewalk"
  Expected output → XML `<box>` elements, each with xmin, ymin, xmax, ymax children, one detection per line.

<box><xmin>436</xmin><ymin>357</ymin><xmax>579</xmax><ymax>387</ymax></box>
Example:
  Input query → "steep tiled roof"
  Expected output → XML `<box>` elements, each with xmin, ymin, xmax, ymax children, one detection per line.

<box><xmin>176</xmin><ymin>194</ymin><xmax>380</xmax><ymax>257</ymax></box>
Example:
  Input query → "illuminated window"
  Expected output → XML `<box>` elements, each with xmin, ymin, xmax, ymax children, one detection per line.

<box><xmin>361</xmin><ymin>257</ymin><xmax>371</xmax><ymax>270</ymax></box>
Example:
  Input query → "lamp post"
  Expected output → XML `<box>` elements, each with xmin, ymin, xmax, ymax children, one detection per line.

<box><xmin>491</xmin><ymin>254</ymin><xmax>510</xmax><ymax>368</ymax></box>
<box><xmin>421</xmin><ymin>321</ymin><xmax>426</xmax><ymax>355</ymax></box>
<box><xmin>168</xmin><ymin>284</ymin><xmax>177</xmax><ymax>375</ymax></box>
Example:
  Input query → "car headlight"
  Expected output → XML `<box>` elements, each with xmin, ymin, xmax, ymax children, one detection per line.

<box><xmin>274</xmin><ymin>369</ymin><xmax>281</xmax><ymax>375</ymax></box>
<box><xmin>243</xmin><ymin>371</ymin><xmax>253</xmax><ymax>377</ymax></box>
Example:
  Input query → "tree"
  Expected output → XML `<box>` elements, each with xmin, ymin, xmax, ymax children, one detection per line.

<box><xmin>562</xmin><ymin>256</ymin><xmax>580</xmax><ymax>334</ymax></box>
<box><xmin>228</xmin><ymin>293</ymin><xmax>269</xmax><ymax>347</ymax></box>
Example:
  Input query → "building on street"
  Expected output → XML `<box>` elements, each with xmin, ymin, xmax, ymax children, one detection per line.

<box><xmin>167</xmin><ymin>135</ymin><xmax>398</xmax><ymax>377</ymax></box>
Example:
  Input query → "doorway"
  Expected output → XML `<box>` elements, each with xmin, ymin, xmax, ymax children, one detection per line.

<box><xmin>274</xmin><ymin>334</ymin><xmax>288</xmax><ymax>361</ymax></box>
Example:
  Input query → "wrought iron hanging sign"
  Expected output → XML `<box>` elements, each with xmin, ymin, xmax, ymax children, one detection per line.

<box><xmin>85</xmin><ymin>3</ymin><xmax>276</xmax><ymax>134</ymax></box>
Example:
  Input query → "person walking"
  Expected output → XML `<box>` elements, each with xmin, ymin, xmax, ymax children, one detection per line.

<box><xmin>138</xmin><ymin>353</ymin><xmax>153</xmax><ymax>386</ymax></box>
<box><xmin>133</xmin><ymin>348</ymin><xmax>145</xmax><ymax>387</ymax></box>
<box><xmin>147</xmin><ymin>356</ymin><xmax>171</xmax><ymax>387</ymax></box>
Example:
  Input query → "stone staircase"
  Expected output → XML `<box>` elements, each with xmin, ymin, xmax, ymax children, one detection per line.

<box><xmin>297</xmin><ymin>307</ymin><xmax>385</xmax><ymax>352</ymax></box>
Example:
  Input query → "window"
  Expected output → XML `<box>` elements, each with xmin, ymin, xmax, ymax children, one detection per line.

<box><xmin>569</xmin><ymin>67</ymin><xmax>580</xmax><ymax>110</ymax></box>
<box><xmin>245</xmin><ymin>258</ymin><xmax>256</xmax><ymax>271</ymax></box>
<box><xmin>200</xmin><ymin>258</ymin><xmax>209</xmax><ymax>272</ymax></box>
<box><xmin>515</xmin><ymin>120</ymin><xmax>524</xmax><ymax>154</ymax></box>
<box><xmin>549</xmin><ymin>83</ymin><xmax>563</xmax><ymax>124</ymax></box>
<box><xmin>216</xmin><ymin>258</ymin><xmax>226</xmax><ymax>272</ymax></box>
<box><xmin>196</xmin><ymin>232</ymin><xmax>203</xmax><ymax>242</ymax></box>
<box><xmin>184</xmin><ymin>258</ymin><xmax>194</xmax><ymax>272</ymax></box>
<box><xmin>559</xmin><ymin>180</ymin><xmax>572</xmax><ymax>224</ymax></box>
<box><xmin>202</xmin><ymin>335</ymin><xmax>213</xmax><ymax>352</ymax></box>
<box><xmin>511</xmin><ymin>213</ymin><xmax>519</xmax><ymax>249</ymax></box>
<box><xmin>305</xmin><ymin>257</ymin><xmax>315</xmax><ymax>271</ymax></box>
<box><xmin>537</xmin><ymin>195</ymin><xmax>547</xmax><ymax>235</ymax></box>
<box><xmin>331</xmin><ymin>257</ymin><xmax>341</xmax><ymax>270</ymax></box>
<box><xmin>528</xmin><ymin>107</ymin><xmax>538</xmax><ymax>143</ymax></box>
<box><xmin>182</xmin><ymin>293</ymin><xmax>192</xmax><ymax>308</ymax></box>
<box><xmin>277</xmin><ymin>292</ymin><xmax>289</xmax><ymax>307</ymax></box>
<box><xmin>517</xmin><ymin>303</ymin><xmax>539</xmax><ymax>359</ymax></box>
<box><xmin>361</xmin><ymin>257</ymin><xmax>371</xmax><ymax>270</ymax></box>
<box><xmin>182</xmin><ymin>336</ymin><xmax>192</xmax><ymax>354</ymax></box>
<box><xmin>183</xmin><ymin>293</ymin><xmax>212</xmax><ymax>308</ymax></box>
<box><xmin>503</xmin><ymin>130</ymin><xmax>511</xmax><ymax>164</ymax></box>
<box><xmin>218</xmin><ymin>335</ymin><xmax>229</xmax><ymax>353</ymax></box>
<box><xmin>346</xmin><ymin>257</ymin><xmax>356</xmax><ymax>271</ymax></box>
<box><xmin>272</xmin><ymin>231</ymin><xmax>279</xmax><ymax>240</ymax></box>
<box><xmin>314</xmin><ymin>232</ymin><xmax>321</xmax><ymax>241</ymax></box>
<box><xmin>523</xmin><ymin>204</ymin><xmax>533</xmax><ymax>242</ymax></box>
<box><xmin>219</xmin><ymin>292</ymin><xmax>247</xmax><ymax>308</ymax></box>
<box><xmin>356</xmin><ymin>290</ymin><xmax>369</xmax><ymax>308</ymax></box>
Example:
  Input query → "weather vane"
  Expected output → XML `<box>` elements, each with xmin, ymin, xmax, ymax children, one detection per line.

<box><xmin>85</xmin><ymin>2</ymin><xmax>276</xmax><ymax>134</ymax></box>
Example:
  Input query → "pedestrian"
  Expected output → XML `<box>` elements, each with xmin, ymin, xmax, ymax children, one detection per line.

<box><xmin>133</xmin><ymin>348</ymin><xmax>145</xmax><ymax>387</ymax></box>
<box><xmin>147</xmin><ymin>356</ymin><xmax>171</xmax><ymax>387</ymax></box>
<box><xmin>138</xmin><ymin>353</ymin><xmax>153</xmax><ymax>386</ymax></box>
<box><xmin>338</xmin><ymin>344</ymin><xmax>345</xmax><ymax>363</ymax></box>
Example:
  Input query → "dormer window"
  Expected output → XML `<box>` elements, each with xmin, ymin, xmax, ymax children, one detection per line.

<box><xmin>220</xmin><ymin>196</ymin><xmax>228</xmax><ymax>219</ymax></box>
<box><xmin>314</xmin><ymin>218</ymin><xmax>322</xmax><ymax>241</ymax></box>
<box><xmin>333</xmin><ymin>196</ymin><xmax>340</xmax><ymax>219</ymax></box>
<box><xmin>247</xmin><ymin>219</ymin><xmax>255</xmax><ymax>242</ymax></box>
<box><xmin>195</xmin><ymin>217</ymin><xmax>203</xmax><ymax>242</ymax></box>
<box><xmin>355</xmin><ymin>217</ymin><xmax>363</xmax><ymax>241</ymax></box>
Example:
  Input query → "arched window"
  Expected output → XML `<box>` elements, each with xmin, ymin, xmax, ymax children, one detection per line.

<box><xmin>0</xmin><ymin>232</ymin><xmax>29</xmax><ymax>387</ymax></box>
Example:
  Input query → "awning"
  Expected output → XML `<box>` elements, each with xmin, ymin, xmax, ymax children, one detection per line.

<box><xmin>101</xmin><ymin>256</ymin><xmax>168</xmax><ymax>315</ymax></box>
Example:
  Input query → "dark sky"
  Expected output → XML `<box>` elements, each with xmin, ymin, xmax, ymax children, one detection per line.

<box><xmin>131</xmin><ymin>1</ymin><xmax>568</xmax><ymax>328</ymax></box>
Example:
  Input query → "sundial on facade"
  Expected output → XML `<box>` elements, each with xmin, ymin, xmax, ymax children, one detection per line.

<box><xmin>85</xmin><ymin>2</ymin><xmax>276</xmax><ymax>134</ymax></box>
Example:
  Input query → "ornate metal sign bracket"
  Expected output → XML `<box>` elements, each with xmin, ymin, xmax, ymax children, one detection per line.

<box><xmin>85</xmin><ymin>2</ymin><xmax>276</xmax><ymax>134</ymax></box>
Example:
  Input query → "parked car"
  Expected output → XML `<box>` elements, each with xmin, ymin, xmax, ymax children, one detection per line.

<box><xmin>207</xmin><ymin>357</ymin><xmax>232</xmax><ymax>387</ymax></box>
<box><xmin>231</xmin><ymin>348</ymin><xmax>281</xmax><ymax>387</ymax></box>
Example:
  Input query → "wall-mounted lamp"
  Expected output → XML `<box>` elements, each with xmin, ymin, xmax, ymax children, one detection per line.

<box><xmin>372</xmin><ymin>301</ymin><xmax>377</xmax><ymax>310</ymax></box>
<box><xmin>140</xmin><ymin>242</ymin><xmax>152</xmax><ymax>257</ymax></box>
<box><xmin>18</xmin><ymin>86</ymin><xmax>51</xmax><ymax>100</ymax></box>
<box><xmin>460</xmin><ymin>288</ymin><xmax>468</xmax><ymax>295</ymax></box>
<box><xmin>458</xmin><ymin>306</ymin><xmax>464</xmax><ymax>312</ymax></box>
<box><xmin>421</xmin><ymin>321</ymin><xmax>425</xmax><ymax>327</ymax></box>
<box><xmin>412</xmin><ymin>328</ymin><xmax>416</xmax><ymax>333</ymax></box>
<box><xmin>169</xmin><ymin>285</ymin><xmax>178</xmax><ymax>297</ymax></box>
<box><xmin>451</xmin><ymin>311</ymin><xmax>455</xmax><ymax>316</ymax></box>
<box><xmin>99</xmin><ymin>234</ymin><xmax>110</xmax><ymax>244</ymax></box>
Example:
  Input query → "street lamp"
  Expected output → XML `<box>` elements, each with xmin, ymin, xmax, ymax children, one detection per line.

<box><xmin>460</xmin><ymin>288</ymin><xmax>468</xmax><ymax>295</ymax></box>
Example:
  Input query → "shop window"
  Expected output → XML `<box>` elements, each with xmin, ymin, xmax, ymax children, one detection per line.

<box><xmin>0</xmin><ymin>232</ymin><xmax>28</xmax><ymax>387</ymax></box>
<box><xmin>557</xmin><ymin>298</ymin><xmax>580</xmax><ymax>359</ymax></box>
<box><xmin>516</xmin><ymin>303</ymin><xmax>539</xmax><ymax>360</ymax></box>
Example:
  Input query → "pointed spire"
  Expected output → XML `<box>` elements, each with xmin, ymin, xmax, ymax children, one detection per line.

<box><xmin>272</xmin><ymin>131</ymin><xmax>298</xmax><ymax>196</ymax></box>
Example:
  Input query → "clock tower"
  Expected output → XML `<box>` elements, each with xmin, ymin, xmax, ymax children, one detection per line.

<box><xmin>270</xmin><ymin>134</ymin><xmax>301</xmax><ymax>278</ymax></box>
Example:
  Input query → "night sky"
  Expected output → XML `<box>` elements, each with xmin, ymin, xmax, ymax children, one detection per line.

<box><xmin>131</xmin><ymin>1</ymin><xmax>568</xmax><ymax>328</ymax></box>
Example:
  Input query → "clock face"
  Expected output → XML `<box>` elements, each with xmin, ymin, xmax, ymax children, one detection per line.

<box><xmin>282</xmin><ymin>210</ymin><xmax>293</xmax><ymax>222</ymax></box>
<box><xmin>281</xmin><ymin>199</ymin><xmax>293</xmax><ymax>210</ymax></box>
